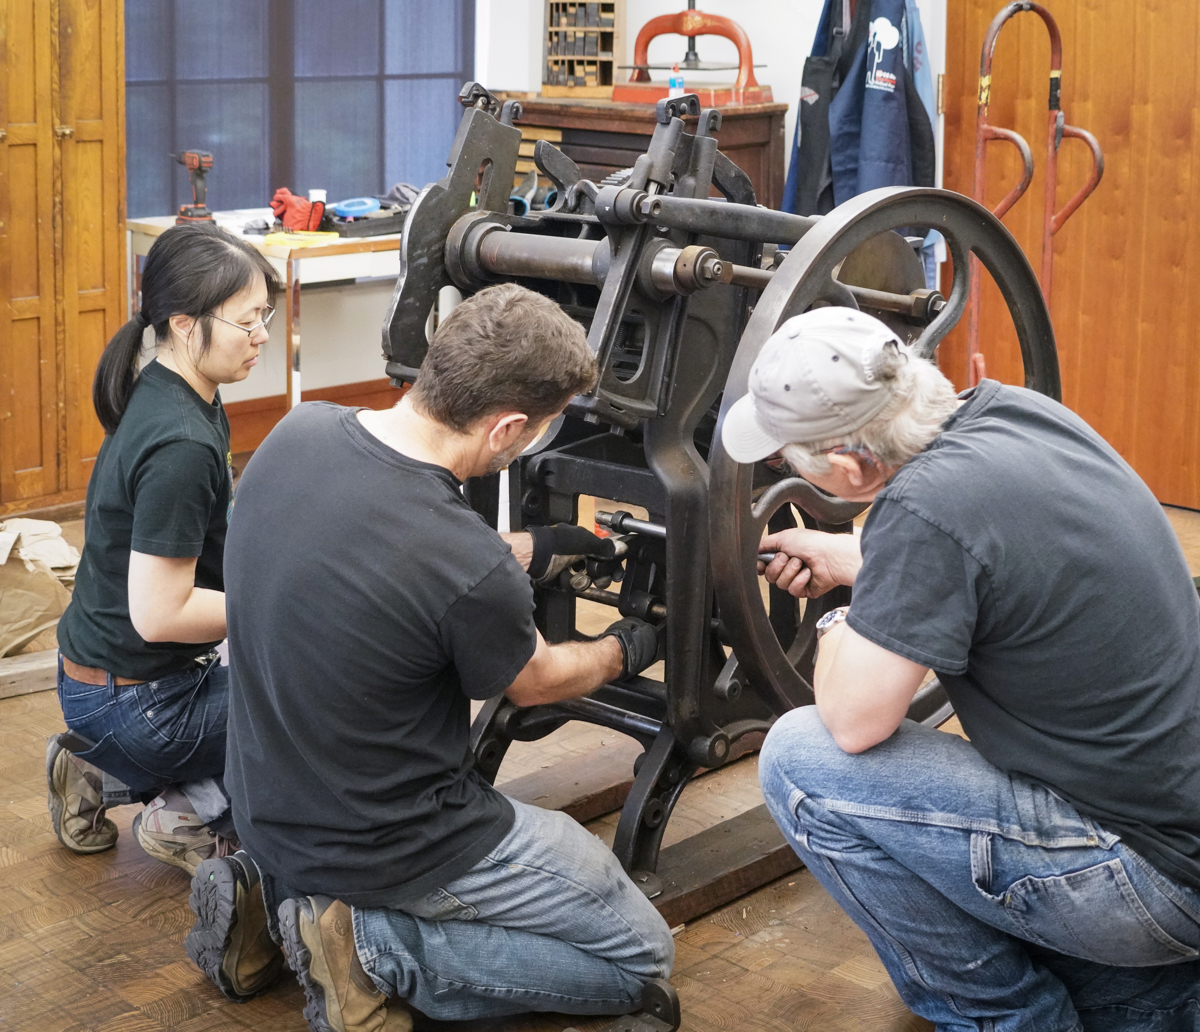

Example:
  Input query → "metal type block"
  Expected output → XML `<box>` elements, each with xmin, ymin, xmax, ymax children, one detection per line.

<box><xmin>383</xmin><ymin>82</ymin><xmax>1058</xmax><ymax>890</ymax></box>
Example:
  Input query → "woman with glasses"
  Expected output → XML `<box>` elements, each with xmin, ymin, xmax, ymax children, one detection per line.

<box><xmin>48</xmin><ymin>221</ymin><xmax>280</xmax><ymax>875</ymax></box>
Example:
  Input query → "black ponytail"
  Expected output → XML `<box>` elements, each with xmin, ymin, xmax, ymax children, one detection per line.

<box><xmin>92</xmin><ymin>222</ymin><xmax>281</xmax><ymax>433</ymax></box>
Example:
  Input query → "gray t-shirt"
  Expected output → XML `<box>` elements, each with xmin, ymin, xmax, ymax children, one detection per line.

<box><xmin>223</xmin><ymin>402</ymin><xmax>535</xmax><ymax>906</ymax></box>
<box><xmin>849</xmin><ymin>380</ymin><xmax>1200</xmax><ymax>890</ymax></box>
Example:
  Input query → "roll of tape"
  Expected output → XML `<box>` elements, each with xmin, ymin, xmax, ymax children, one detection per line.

<box><xmin>333</xmin><ymin>196</ymin><xmax>381</xmax><ymax>218</ymax></box>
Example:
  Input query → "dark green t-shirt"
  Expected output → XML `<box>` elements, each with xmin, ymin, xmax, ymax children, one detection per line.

<box><xmin>57</xmin><ymin>360</ymin><xmax>232</xmax><ymax>680</ymax></box>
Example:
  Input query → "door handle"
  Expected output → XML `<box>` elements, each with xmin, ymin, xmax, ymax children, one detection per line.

<box><xmin>54</xmin><ymin>125</ymin><xmax>74</xmax><ymax>139</ymax></box>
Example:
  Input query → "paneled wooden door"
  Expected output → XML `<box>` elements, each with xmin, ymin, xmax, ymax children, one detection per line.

<box><xmin>941</xmin><ymin>0</ymin><xmax>1200</xmax><ymax>508</ymax></box>
<box><xmin>0</xmin><ymin>0</ymin><xmax>125</xmax><ymax>514</ymax></box>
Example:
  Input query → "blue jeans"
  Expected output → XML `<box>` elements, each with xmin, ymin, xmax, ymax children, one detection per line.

<box><xmin>353</xmin><ymin>798</ymin><xmax>675</xmax><ymax>1021</ymax></box>
<box><xmin>759</xmin><ymin>707</ymin><xmax>1200</xmax><ymax>1032</ymax></box>
<box><xmin>56</xmin><ymin>654</ymin><xmax>231</xmax><ymax>828</ymax></box>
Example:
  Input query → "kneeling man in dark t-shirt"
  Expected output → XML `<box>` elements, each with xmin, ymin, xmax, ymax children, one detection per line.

<box><xmin>184</xmin><ymin>284</ymin><xmax>673</xmax><ymax>1031</ymax></box>
<box><xmin>722</xmin><ymin>308</ymin><xmax>1200</xmax><ymax>1030</ymax></box>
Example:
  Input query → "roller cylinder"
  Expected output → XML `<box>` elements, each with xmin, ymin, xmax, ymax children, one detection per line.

<box><xmin>475</xmin><ymin>231</ymin><xmax>610</xmax><ymax>286</ymax></box>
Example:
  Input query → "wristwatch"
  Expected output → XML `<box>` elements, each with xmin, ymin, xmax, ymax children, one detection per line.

<box><xmin>815</xmin><ymin>605</ymin><xmax>850</xmax><ymax>640</ymax></box>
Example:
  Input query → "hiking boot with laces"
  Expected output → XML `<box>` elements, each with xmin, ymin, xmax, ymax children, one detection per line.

<box><xmin>45</xmin><ymin>736</ymin><xmax>118</xmax><ymax>854</ymax></box>
<box><xmin>132</xmin><ymin>794</ymin><xmax>235</xmax><ymax>876</ymax></box>
<box><xmin>186</xmin><ymin>851</ymin><xmax>284</xmax><ymax>1001</ymax></box>
<box><xmin>279</xmin><ymin>895</ymin><xmax>412</xmax><ymax>1032</ymax></box>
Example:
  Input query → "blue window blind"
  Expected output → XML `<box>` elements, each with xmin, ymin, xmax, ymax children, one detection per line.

<box><xmin>125</xmin><ymin>0</ymin><xmax>474</xmax><ymax>218</ymax></box>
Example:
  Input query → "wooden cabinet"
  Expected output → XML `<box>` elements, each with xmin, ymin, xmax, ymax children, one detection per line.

<box><xmin>0</xmin><ymin>0</ymin><xmax>125</xmax><ymax>514</ymax></box>
<box><xmin>508</xmin><ymin>95</ymin><xmax>788</xmax><ymax>210</ymax></box>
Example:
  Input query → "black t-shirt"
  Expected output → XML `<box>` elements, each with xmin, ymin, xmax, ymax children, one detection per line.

<box><xmin>223</xmin><ymin>402</ymin><xmax>536</xmax><ymax>906</ymax></box>
<box><xmin>849</xmin><ymin>380</ymin><xmax>1200</xmax><ymax>891</ymax></box>
<box><xmin>57</xmin><ymin>360</ymin><xmax>231</xmax><ymax>681</ymax></box>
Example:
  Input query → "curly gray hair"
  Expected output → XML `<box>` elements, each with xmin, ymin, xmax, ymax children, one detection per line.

<box><xmin>780</xmin><ymin>348</ymin><xmax>960</xmax><ymax>477</ymax></box>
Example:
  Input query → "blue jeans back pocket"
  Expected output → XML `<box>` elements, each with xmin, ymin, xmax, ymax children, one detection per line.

<box><xmin>75</xmin><ymin>732</ymin><xmax>169</xmax><ymax>796</ymax></box>
<box><xmin>399</xmin><ymin>888</ymin><xmax>479</xmax><ymax>922</ymax></box>
<box><xmin>1006</xmin><ymin>859</ymin><xmax>1200</xmax><ymax>967</ymax></box>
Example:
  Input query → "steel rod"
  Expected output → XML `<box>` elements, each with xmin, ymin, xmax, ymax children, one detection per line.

<box><xmin>596</xmin><ymin>510</ymin><xmax>667</xmax><ymax>538</ymax></box>
<box><xmin>576</xmin><ymin>585</ymin><xmax>667</xmax><ymax>621</ymax></box>
<box><xmin>723</xmin><ymin>265</ymin><xmax>944</xmax><ymax>319</ymax></box>
<box><xmin>555</xmin><ymin>697</ymin><xmax>663</xmax><ymax>739</ymax></box>
<box><xmin>639</xmin><ymin>195</ymin><xmax>818</xmax><ymax>245</ymax></box>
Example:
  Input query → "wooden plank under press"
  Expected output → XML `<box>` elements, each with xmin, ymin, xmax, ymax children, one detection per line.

<box><xmin>500</xmin><ymin>731</ymin><xmax>765</xmax><ymax>825</ymax></box>
<box><xmin>499</xmin><ymin>737</ymin><xmax>641</xmax><ymax>823</ymax></box>
<box><xmin>652</xmin><ymin>802</ymin><xmax>802</xmax><ymax>928</ymax></box>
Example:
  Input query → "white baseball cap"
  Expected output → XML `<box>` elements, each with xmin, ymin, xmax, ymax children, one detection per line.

<box><xmin>720</xmin><ymin>308</ymin><xmax>907</xmax><ymax>464</ymax></box>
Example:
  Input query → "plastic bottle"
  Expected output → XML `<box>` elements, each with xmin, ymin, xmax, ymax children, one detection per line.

<box><xmin>668</xmin><ymin>63</ymin><xmax>685</xmax><ymax>98</ymax></box>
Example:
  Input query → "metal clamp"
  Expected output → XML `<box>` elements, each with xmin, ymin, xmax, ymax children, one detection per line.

<box><xmin>655</xmin><ymin>94</ymin><xmax>701</xmax><ymax>124</ymax></box>
<box><xmin>458</xmin><ymin>81</ymin><xmax>502</xmax><ymax>116</ymax></box>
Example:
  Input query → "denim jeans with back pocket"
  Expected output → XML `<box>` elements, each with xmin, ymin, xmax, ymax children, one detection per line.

<box><xmin>57</xmin><ymin>655</ymin><xmax>230</xmax><ymax>810</ymax></box>
<box><xmin>759</xmin><ymin>707</ymin><xmax>1200</xmax><ymax>1032</ymax></box>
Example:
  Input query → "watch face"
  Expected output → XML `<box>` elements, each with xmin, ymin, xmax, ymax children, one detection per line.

<box><xmin>816</xmin><ymin>607</ymin><xmax>848</xmax><ymax>633</ymax></box>
<box><xmin>816</xmin><ymin>609</ymin><xmax>841</xmax><ymax>629</ymax></box>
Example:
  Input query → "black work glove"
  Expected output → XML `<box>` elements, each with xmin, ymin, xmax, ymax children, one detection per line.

<box><xmin>602</xmin><ymin>617</ymin><xmax>661</xmax><ymax>678</ymax></box>
<box><xmin>527</xmin><ymin>523</ymin><xmax>616</xmax><ymax>583</ymax></box>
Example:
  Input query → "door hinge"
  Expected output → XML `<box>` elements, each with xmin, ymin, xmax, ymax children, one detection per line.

<box><xmin>937</xmin><ymin>74</ymin><xmax>946</xmax><ymax>115</ymax></box>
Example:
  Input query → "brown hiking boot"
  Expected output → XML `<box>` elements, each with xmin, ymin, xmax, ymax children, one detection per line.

<box><xmin>45</xmin><ymin>736</ymin><xmax>118</xmax><ymax>854</ymax></box>
<box><xmin>132</xmin><ymin>794</ymin><xmax>235</xmax><ymax>876</ymax></box>
<box><xmin>185</xmin><ymin>851</ymin><xmax>284</xmax><ymax>1001</ymax></box>
<box><xmin>278</xmin><ymin>895</ymin><xmax>412</xmax><ymax>1032</ymax></box>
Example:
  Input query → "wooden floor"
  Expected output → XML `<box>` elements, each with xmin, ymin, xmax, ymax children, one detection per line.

<box><xmin>2</xmin><ymin>507</ymin><xmax>1198</xmax><ymax>1032</ymax></box>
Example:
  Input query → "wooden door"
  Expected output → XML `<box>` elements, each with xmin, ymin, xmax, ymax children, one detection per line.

<box><xmin>0</xmin><ymin>1</ymin><xmax>60</xmax><ymax>507</ymax></box>
<box><xmin>58</xmin><ymin>0</ymin><xmax>125</xmax><ymax>493</ymax></box>
<box><xmin>941</xmin><ymin>0</ymin><xmax>1200</xmax><ymax>508</ymax></box>
<box><xmin>0</xmin><ymin>0</ymin><xmax>124</xmax><ymax>514</ymax></box>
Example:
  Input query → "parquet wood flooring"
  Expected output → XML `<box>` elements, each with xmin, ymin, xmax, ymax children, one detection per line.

<box><xmin>2</xmin><ymin>507</ymin><xmax>1196</xmax><ymax>1032</ymax></box>
<box><xmin>0</xmin><ymin>695</ymin><xmax>923</xmax><ymax>1032</ymax></box>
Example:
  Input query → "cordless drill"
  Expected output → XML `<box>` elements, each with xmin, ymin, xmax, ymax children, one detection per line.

<box><xmin>173</xmin><ymin>150</ymin><xmax>214</xmax><ymax>224</ymax></box>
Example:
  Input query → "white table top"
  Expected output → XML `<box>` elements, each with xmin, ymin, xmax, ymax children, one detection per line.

<box><xmin>126</xmin><ymin>209</ymin><xmax>404</xmax><ymax>284</ymax></box>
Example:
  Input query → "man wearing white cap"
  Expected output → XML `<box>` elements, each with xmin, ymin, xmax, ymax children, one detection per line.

<box><xmin>722</xmin><ymin>307</ymin><xmax>1200</xmax><ymax>1029</ymax></box>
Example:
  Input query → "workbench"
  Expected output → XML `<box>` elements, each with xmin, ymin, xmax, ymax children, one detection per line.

<box><xmin>126</xmin><ymin>210</ymin><xmax>402</xmax><ymax>413</ymax></box>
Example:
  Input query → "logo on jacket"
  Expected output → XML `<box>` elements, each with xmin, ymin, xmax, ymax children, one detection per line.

<box><xmin>866</xmin><ymin>17</ymin><xmax>900</xmax><ymax>93</ymax></box>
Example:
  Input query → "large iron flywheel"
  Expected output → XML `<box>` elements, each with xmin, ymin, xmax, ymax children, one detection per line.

<box><xmin>709</xmin><ymin>186</ymin><xmax>1060</xmax><ymax>722</ymax></box>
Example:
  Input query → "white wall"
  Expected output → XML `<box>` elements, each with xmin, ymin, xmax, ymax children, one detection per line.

<box><xmin>475</xmin><ymin>0</ymin><xmax>544</xmax><ymax>92</ymax></box>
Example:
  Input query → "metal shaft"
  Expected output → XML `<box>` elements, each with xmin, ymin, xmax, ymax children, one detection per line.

<box><xmin>639</xmin><ymin>194</ymin><xmax>818</xmax><ymax>245</ymax></box>
<box><xmin>576</xmin><ymin>585</ymin><xmax>667</xmax><ymax>621</ymax></box>
<box><xmin>596</xmin><ymin>510</ymin><xmax>667</xmax><ymax>539</ymax></box>
<box><xmin>477</xmin><ymin>232</ymin><xmax>606</xmax><ymax>285</ymax></box>
<box><xmin>470</xmin><ymin>221</ymin><xmax>943</xmax><ymax>321</ymax></box>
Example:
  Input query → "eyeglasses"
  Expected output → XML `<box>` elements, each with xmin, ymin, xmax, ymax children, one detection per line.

<box><xmin>210</xmin><ymin>305</ymin><xmax>275</xmax><ymax>338</ymax></box>
<box><xmin>821</xmin><ymin>443</ymin><xmax>883</xmax><ymax>470</ymax></box>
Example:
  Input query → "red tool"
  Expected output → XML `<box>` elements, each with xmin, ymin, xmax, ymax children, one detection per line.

<box><xmin>965</xmin><ymin>2</ymin><xmax>1103</xmax><ymax>386</ymax></box>
<box><xmin>173</xmin><ymin>150</ymin><xmax>215</xmax><ymax>224</ymax></box>
<box><xmin>614</xmin><ymin>5</ymin><xmax>770</xmax><ymax>106</ymax></box>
